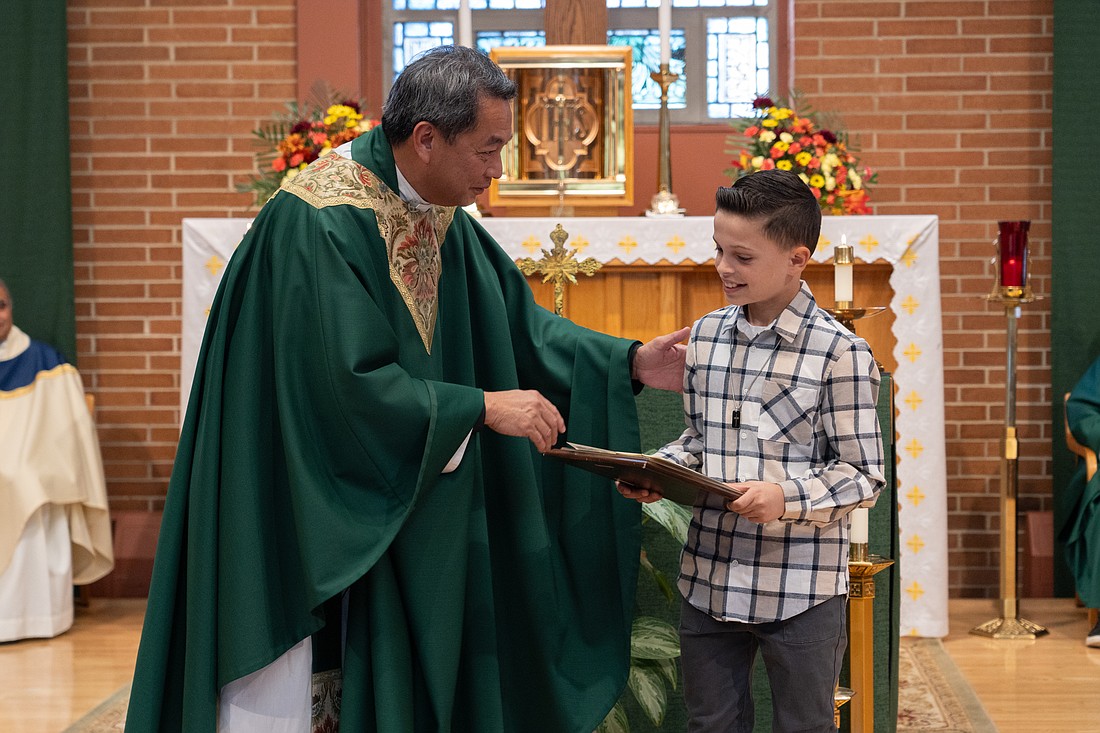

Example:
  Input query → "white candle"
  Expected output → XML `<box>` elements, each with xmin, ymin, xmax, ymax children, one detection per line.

<box><xmin>834</xmin><ymin>239</ymin><xmax>853</xmax><ymax>304</ymax></box>
<box><xmin>458</xmin><ymin>0</ymin><xmax>473</xmax><ymax>48</ymax></box>
<box><xmin>850</xmin><ymin>507</ymin><xmax>868</xmax><ymax>545</ymax></box>
<box><xmin>658</xmin><ymin>0</ymin><xmax>671</xmax><ymax>65</ymax></box>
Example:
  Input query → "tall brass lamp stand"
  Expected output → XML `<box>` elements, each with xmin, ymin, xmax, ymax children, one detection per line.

<box><xmin>970</xmin><ymin>220</ymin><xmax>1048</xmax><ymax>640</ymax></box>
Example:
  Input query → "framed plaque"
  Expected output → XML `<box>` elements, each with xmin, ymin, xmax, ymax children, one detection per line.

<box><xmin>488</xmin><ymin>45</ymin><xmax>634</xmax><ymax>209</ymax></box>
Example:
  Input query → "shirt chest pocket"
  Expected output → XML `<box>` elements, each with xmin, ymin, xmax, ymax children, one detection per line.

<box><xmin>757</xmin><ymin>379</ymin><xmax>819</xmax><ymax>448</ymax></box>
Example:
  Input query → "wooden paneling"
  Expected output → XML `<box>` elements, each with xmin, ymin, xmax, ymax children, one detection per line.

<box><xmin>528</xmin><ymin>261</ymin><xmax>898</xmax><ymax>374</ymax></box>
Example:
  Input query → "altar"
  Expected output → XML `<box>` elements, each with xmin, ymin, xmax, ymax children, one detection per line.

<box><xmin>181</xmin><ymin>213</ymin><xmax>948</xmax><ymax>637</ymax></box>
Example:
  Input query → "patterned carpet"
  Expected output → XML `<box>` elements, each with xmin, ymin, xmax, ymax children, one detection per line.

<box><xmin>897</xmin><ymin>637</ymin><xmax>998</xmax><ymax>732</ymax></box>
<box><xmin>62</xmin><ymin>683</ymin><xmax>128</xmax><ymax>732</ymax></box>
<box><xmin>65</xmin><ymin>639</ymin><xmax>996</xmax><ymax>732</ymax></box>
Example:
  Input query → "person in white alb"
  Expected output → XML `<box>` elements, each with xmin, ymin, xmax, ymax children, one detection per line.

<box><xmin>0</xmin><ymin>278</ymin><xmax>113</xmax><ymax>642</ymax></box>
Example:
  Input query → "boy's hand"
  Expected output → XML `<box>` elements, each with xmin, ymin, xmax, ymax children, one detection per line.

<box><xmin>616</xmin><ymin>481</ymin><xmax>664</xmax><ymax>504</ymax></box>
<box><xmin>632</xmin><ymin>326</ymin><xmax>691</xmax><ymax>392</ymax></box>
<box><xmin>726</xmin><ymin>482</ymin><xmax>784</xmax><ymax>523</ymax></box>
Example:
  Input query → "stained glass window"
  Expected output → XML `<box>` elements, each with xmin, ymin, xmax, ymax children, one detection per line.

<box><xmin>705</xmin><ymin>16</ymin><xmax>768</xmax><ymax>118</ymax></box>
<box><xmin>393</xmin><ymin>21</ymin><xmax>454</xmax><ymax>73</ymax></box>
<box><xmin>475</xmin><ymin>30</ymin><xmax>546</xmax><ymax>54</ymax></box>
<box><xmin>386</xmin><ymin>0</ymin><xmax>776</xmax><ymax>120</ymax></box>
<box><xmin>607</xmin><ymin>29</ymin><xmax>687</xmax><ymax>109</ymax></box>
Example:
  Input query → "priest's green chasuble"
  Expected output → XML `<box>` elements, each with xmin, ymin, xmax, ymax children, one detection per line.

<box><xmin>126</xmin><ymin>126</ymin><xmax>642</xmax><ymax>732</ymax></box>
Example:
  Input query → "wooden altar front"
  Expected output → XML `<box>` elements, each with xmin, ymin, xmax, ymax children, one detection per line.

<box><xmin>517</xmin><ymin>257</ymin><xmax>898</xmax><ymax>375</ymax></box>
<box><xmin>181</xmin><ymin>213</ymin><xmax>947</xmax><ymax>640</ymax></box>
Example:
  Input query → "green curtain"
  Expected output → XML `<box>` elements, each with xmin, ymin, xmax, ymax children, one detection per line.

<box><xmin>0</xmin><ymin>1</ymin><xmax>76</xmax><ymax>361</ymax></box>
<box><xmin>1052</xmin><ymin>0</ymin><xmax>1100</xmax><ymax>597</ymax></box>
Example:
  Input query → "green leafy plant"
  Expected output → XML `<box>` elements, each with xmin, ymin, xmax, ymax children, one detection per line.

<box><xmin>597</xmin><ymin>498</ymin><xmax>692</xmax><ymax>732</ymax></box>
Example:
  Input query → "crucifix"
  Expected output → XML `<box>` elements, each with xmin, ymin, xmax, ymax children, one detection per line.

<box><xmin>516</xmin><ymin>224</ymin><xmax>602</xmax><ymax>316</ymax></box>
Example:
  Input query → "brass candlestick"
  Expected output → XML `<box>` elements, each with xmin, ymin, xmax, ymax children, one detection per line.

<box><xmin>647</xmin><ymin>64</ymin><xmax>684</xmax><ymax>217</ymax></box>
<box><xmin>847</xmin><ymin>555</ymin><xmax>895</xmax><ymax>733</ymax></box>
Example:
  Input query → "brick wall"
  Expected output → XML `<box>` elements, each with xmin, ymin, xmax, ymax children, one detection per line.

<box><xmin>67</xmin><ymin>0</ymin><xmax>1054</xmax><ymax>598</ymax></box>
<box><xmin>792</xmin><ymin>0</ymin><xmax>1053</xmax><ymax>596</ymax></box>
<box><xmin>67</xmin><ymin>0</ymin><xmax>297</xmax><ymax>510</ymax></box>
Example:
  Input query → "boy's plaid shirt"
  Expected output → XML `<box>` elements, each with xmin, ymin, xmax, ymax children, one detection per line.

<box><xmin>657</xmin><ymin>282</ymin><xmax>885</xmax><ymax>623</ymax></box>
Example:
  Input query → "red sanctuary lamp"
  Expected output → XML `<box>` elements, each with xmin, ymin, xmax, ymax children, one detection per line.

<box><xmin>973</xmin><ymin>219</ymin><xmax>1046</xmax><ymax>640</ymax></box>
<box><xmin>991</xmin><ymin>220</ymin><xmax>1032</xmax><ymax>299</ymax></box>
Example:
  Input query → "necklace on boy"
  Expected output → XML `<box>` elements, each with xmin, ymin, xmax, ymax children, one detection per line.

<box><xmin>731</xmin><ymin>368</ymin><xmax>766</xmax><ymax>429</ymax></box>
<box><xmin>728</xmin><ymin>322</ymin><xmax>781</xmax><ymax>430</ymax></box>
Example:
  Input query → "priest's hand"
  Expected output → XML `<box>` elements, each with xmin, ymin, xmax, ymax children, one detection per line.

<box><xmin>484</xmin><ymin>389</ymin><xmax>566</xmax><ymax>453</ymax></box>
<box><xmin>632</xmin><ymin>326</ymin><xmax>690</xmax><ymax>392</ymax></box>
<box><xmin>726</xmin><ymin>481</ymin><xmax>784</xmax><ymax>523</ymax></box>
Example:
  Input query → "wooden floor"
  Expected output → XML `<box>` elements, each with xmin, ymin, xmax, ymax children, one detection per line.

<box><xmin>943</xmin><ymin>598</ymin><xmax>1100</xmax><ymax>733</ymax></box>
<box><xmin>0</xmin><ymin>597</ymin><xmax>1097</xmax><ymax>732</ymax></box>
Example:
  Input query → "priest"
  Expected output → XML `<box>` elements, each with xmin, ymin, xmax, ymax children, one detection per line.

<box><xmin>1063</xmin><ymin>356</ymin><xmax>1100</xmax><ymax>648</ymax></box>
<box><xmin>126</xmin><ymin>45</ymin><xmax>688</xmax><ymax>732</ymax></box>
<box><xmin>0</xmin><ymin>278</ymin><xmax>113</xmax><ymax>642</ymax></box>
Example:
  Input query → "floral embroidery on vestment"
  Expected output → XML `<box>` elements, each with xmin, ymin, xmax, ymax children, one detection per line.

<box><xmin>281</xmin><ymin>155</ymin><xmax>455</xmax><ymax>353</ymax></box>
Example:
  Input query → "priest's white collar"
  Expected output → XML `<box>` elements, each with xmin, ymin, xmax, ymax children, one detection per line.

<box><xmin>0</xmin><ymin>325</ymin><xmax>30</xmax><ymax>362</ymax></box>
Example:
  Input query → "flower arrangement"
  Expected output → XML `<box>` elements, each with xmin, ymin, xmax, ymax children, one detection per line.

<box><xmin>237</xmin><ymin>92</ymin><xmax>379</xmax><ymax>206</ymax></box>
<box><xmin>725</xmin><ymin>94</ymin><xmax>876</xmax><ymax>215</ymax></box>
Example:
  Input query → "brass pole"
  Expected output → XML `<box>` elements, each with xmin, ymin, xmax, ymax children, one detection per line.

<box><xmin>647</xmin><ymin>65</ymin><xmax>683</xmax><ymax>217</ymax></box>
<box><xmin>970</xmin><ymin>300</ymin><xmax>1047</xmax><ymax>639</ymax></box>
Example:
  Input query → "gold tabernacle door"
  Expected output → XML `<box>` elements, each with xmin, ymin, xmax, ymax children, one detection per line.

<box><xmin>488</xmin><ymin>45</ymin><xmax>634</xmax><ymax>210</ymax></box>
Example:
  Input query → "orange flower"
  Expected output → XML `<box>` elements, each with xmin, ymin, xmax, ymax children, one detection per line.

<box><xmin>725</xmin><ymin>93</ymin><xmax>876</xmax><ymax>215</ymax></box>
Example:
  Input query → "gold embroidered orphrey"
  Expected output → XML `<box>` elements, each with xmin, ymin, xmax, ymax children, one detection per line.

<box><xmin>282</xmin><ymin>155</ymin><xmax>455</xmax><ymax>353</ymax></box>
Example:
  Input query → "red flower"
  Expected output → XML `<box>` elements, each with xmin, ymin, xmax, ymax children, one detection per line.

<box><xmin>752</xmin><ymin>96</ymin><xmax>774</xmax><ymax>109</ymax></box>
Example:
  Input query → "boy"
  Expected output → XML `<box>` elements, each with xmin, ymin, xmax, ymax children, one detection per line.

<box><xmin>620</xmin><ymin>169</ymin><xmax>885</xmax><ymax>732</ymax></box>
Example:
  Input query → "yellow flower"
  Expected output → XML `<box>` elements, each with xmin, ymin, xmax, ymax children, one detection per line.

<box><xmin>323</xmin><ymin>104</ymin><xmax>362</xmax><ymax>126</ymax></box>
<box><xmin>776</xmin><ymin>160</ymin><xmax>793</xmax><ymax>170</ymax></box>
<box><xmin>751</xmin><ymin>156</ymin><xmax>765</xmax><ymax>169</ymax></box>
<box><xmin>809</xmin><ymin>174</ymin><xmax>825</xmax><ymax>188</ymax></box>
<box><xmin>761</xmin><ymin>118</ymin><xmax>779</xmax><ymax>128</ymax></box>
<box><xmin>849</xmin><ymin>170</ymin><xmax>863</xmax><ymax>188</ymax></box>
<box><xmin>798</xmin><ymin>173</ymin><xmax>810</xmax><ymax>184</ymax></box>
<box><xmin>779</xmin><ymin>132</ymin><xmax>793</xmax><ymax>143</ymax></box>
<box><xmin>759</xmin><ymin>130</ymin><xmax>776</xmax><ymax>143</ymax></box>
<box><xmin>824</xmin><ymin>175</ymin><xmax>836</xmax><ymax>192</ymax></box>
<box><xmin>796</xmin><ymin>151</ymin><xmax>813</xmax><ymax>166</ymax></box>
<box><xmin>769</xmin><ymin>107</ymin><xmax>793</xmax><ymax>120</ymax></box>
<box><xmin>772</xmin><ymin>140</ymin><xmax>790</xmax><ymax>152</ymax></box>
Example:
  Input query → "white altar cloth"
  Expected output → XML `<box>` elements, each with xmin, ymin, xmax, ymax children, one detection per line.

<box><xmin>181</xmin><ymin>214</ymin><xmax>948</xmax><ymax>637</ymax></box>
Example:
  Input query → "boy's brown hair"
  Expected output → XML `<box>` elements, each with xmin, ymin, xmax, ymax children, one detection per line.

<box><xmin>716</xmin><ymin>169</ymin><xmax>822</xmax><ymax>254</ymax></box>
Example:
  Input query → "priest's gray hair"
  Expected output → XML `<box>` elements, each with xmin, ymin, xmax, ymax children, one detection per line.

<box><xmin>382</xmin><ymin>45</ymin><xmax>516</xmax><ymax>146</ymax></box>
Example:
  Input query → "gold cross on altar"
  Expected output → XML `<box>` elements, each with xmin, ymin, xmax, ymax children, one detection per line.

<box><xmin>516</xmin><ymin>223</ymin><xmax>602</xmax><ymax>316</ymax></box>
